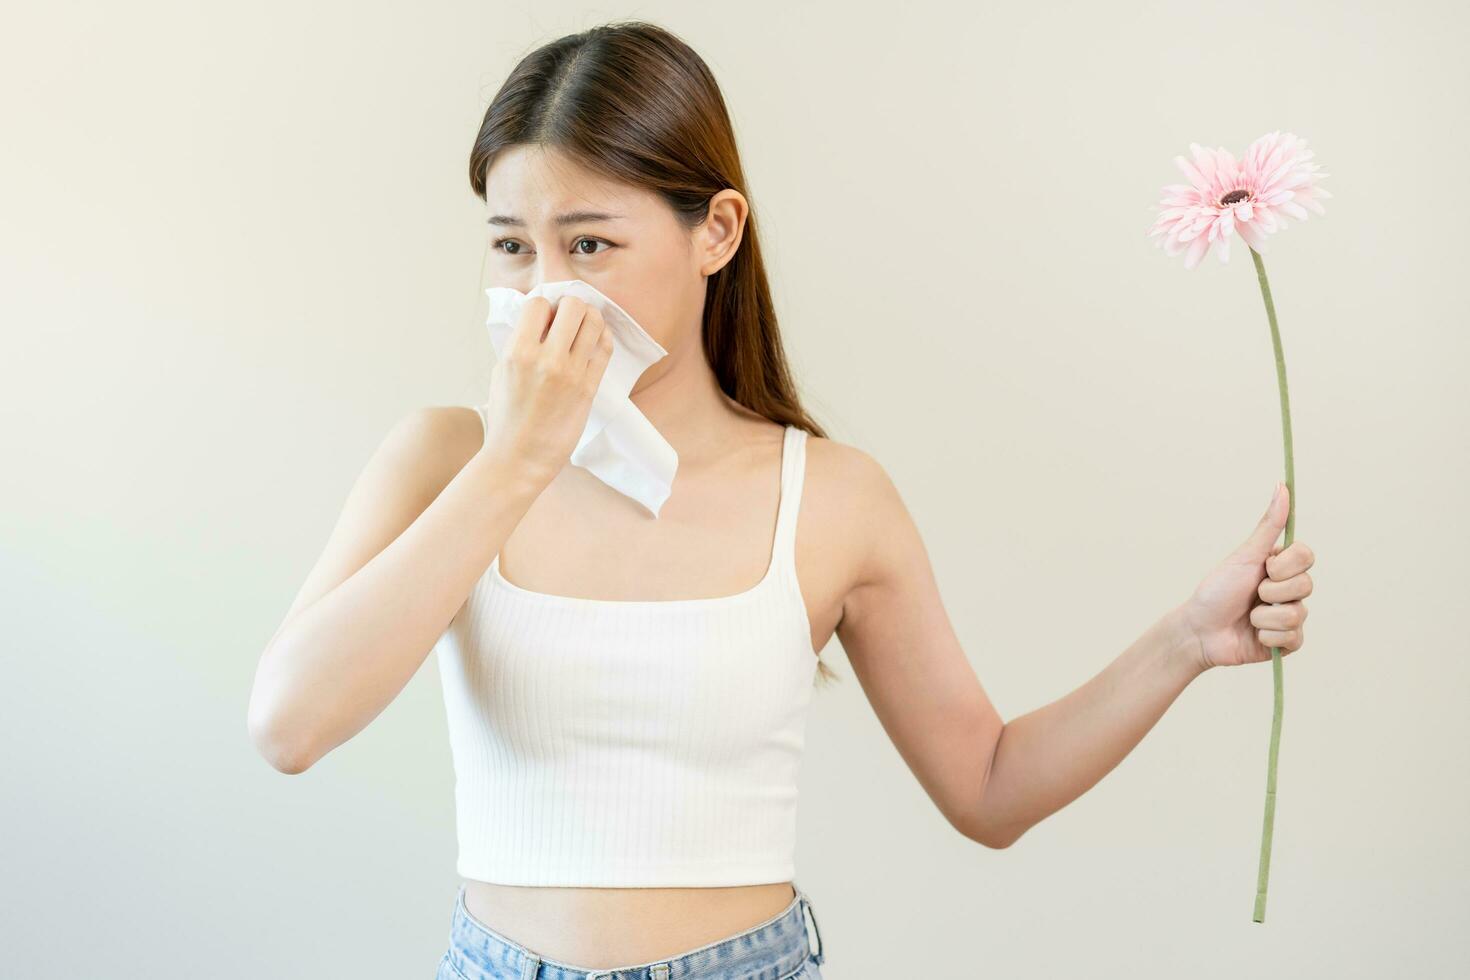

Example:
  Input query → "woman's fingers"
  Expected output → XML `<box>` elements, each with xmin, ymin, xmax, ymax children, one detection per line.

<box><xmin>1257</xmin><ymin>626</ymin><xmax>1304</xmax><ymax>652</ymax></box>
<box><xmin>509</xmin><ymin>296</ymin><xmax>554</xmax><ymax>359</ymax></box>
<box><xmin>1258</xmin><ymin>572</ymin><xmax>1312</xmax><ymax>604</ymax></box>
<box><xmin>580</xmin><ymin>318</ymin><xmax>614</xmax><ymax>391</ymax></box>
<box><xmin>1251</xmin><ymin>599</ymin><xmax>1307</xmax><ymax>630</ymax></box>
<box><xmin>1266</xmin><ymin>540</ymin><xmax>1315</xmax><ymax>581</ymax></box>
<box><xmin>540</xmin><ymin>294</ymin><xmax>593</xmax><ymax>354</ymax></box>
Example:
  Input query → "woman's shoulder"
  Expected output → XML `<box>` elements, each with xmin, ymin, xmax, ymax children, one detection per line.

<box><xmin>798</xmin><ymin>429</ymin><xmax>906</xmax><ymax>575</ymax></box>
<box><xmin>801</xmin><ymin>429</ymin><xmax>897</xmax><ymax>505</ymax></box>
<box><xmin>723</xmin><ymin>412</ymin><xmax>899</xmax><ymax>532</ymax></box>
<box><xmin>375</xmin><ymin>405</ymin><xmax>488</xmax><ymax>498</ymax></box>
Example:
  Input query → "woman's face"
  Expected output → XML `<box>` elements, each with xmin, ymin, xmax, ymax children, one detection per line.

<box><xmin>481</xmin><ymin>144</ymin><xmax>743</xmax><ymax>358</ymax></box>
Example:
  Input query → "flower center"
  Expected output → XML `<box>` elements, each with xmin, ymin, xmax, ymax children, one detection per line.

<box><xmin>1219</xmin><ymin>189</ymin><xmax>1250</xmax><ymax>206</ymax></box>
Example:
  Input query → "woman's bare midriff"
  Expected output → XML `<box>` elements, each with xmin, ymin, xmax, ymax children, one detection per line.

<box><xmin>461</xmin><ymin>879</ymin><xmax>800</xmax><ymax>969</ymax></box>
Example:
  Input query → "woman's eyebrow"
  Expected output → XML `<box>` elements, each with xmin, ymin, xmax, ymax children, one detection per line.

<box><xmin>486</xmin><ymin>210</ymin><xmax>625</xmax><ymax>227</ymax></box>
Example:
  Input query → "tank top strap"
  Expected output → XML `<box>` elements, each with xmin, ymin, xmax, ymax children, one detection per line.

<box><xmin>770</xmin><ymin>425</ymin><xmax>808</xmax><ymax>575</ymax></box>
<box><xmin>471</xmin><ymin>404</ymin><xmax>490</xmax><ymax>441</ymax></box>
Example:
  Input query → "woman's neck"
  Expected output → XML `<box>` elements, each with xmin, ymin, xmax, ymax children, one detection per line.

<box><xmin>628</xmin><ymin>338</ymin><xmax>765</xmax><ymax>461</ymax></box>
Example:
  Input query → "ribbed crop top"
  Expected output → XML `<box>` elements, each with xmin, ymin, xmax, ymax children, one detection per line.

<box><xmin>433</xmin><ymin>415</ymin><xmax>819</xmax><ymax>887</ymax></box>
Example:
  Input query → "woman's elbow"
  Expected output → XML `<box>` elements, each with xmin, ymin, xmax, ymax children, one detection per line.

<box><xmin>247</xmin><ymin>698</ymin><xmax>317</xmax><ymax>775</ymax></box>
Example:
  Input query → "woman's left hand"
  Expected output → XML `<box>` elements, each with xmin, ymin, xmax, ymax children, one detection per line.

<box><xmin>1179</xmin><ymin>482</ymin><xmax>1315</xmax><ymax>670</ymax></box>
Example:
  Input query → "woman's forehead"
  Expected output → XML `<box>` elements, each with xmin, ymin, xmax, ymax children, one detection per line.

<box><xmin>484</xmin><ymin>146</ymin><xmax>642</xmax><ymax>216</ymax></box>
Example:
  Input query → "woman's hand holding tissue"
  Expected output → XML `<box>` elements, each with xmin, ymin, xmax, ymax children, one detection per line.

<box><xmin>478</xmin><ymin>293</ymin><xmax>615</xmax><ymax>487</ymax></box>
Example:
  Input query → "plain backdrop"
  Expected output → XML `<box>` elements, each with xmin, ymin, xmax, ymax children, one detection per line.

<box><xmin>3</xmin><ymin>1</ymin><xmax>1466</xmax><ymax>977</ymax></box>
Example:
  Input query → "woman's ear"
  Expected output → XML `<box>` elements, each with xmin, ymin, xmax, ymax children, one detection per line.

<box><xmin>696</xmin><ymin>189</ymin><xmax>748</xmax><ymax>277</ymax></box>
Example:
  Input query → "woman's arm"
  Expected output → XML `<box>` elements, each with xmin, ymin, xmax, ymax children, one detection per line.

<box><xmin>833</xmin><ymin>452</ymin><xmax>1200</xmax><ymax>849</ymax></box>
<box><xmin>838</xmin><ymin>457</ymin><xmax>1309</xmax><ymax>850</ymax></box>
<box><xmin>967</xmin><ymin>606</ymin><xmax>1203</xmax><ymax>848</ymax></box>
<box><xmin>969</xmin><ymin>484</ymin><xmax>1312</xmax><ymax>847</ymax></box>
<box><xmin>832</xmin><ymin>452</ymin><xmax>1008</xmax><ymax>846</ymax></box>
<box><xmin>250</xmin><ymin>296</ymin><xmax>614</xmax><ymax>774</ymax></box>
<box><xmin>246</xmin><ymin>406</ymin><xmax>553</xmax><ymax>774</ymax></box>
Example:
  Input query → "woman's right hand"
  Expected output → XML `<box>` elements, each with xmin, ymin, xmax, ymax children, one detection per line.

<box><xmin>478</xmin><ymin>294</ymin><xmax>615</xmax><ymax>485</ymax></box>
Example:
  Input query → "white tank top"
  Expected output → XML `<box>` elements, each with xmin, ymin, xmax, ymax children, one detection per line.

<box><xmin>434</xmin><ymin>414</ymin><xmax>819</xmax><ymax>886</ymax></box>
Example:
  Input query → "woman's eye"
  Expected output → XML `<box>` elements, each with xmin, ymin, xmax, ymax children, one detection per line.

<box><xmin>490</xmin><ymin>237</ymin><xmax>612</xmax><ymax>256</ymax></box>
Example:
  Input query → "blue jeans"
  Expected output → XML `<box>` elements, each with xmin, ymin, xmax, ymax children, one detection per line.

<box><xmin>436</xmin><ymin>881</ymin><xmax>827</xmax><ymax>980</ymax></box>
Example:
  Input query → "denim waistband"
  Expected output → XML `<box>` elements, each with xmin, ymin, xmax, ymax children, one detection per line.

<box><xmin>443</xmin><ymin>881</ymin><xmax>825</xmax><ymax>980</ymax></box>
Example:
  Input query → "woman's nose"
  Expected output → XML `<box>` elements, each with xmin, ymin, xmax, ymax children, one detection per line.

<box><xmin>533</xmin><ymin>256</ymin><xmax>577</xmax><ymax>285</ymax></box>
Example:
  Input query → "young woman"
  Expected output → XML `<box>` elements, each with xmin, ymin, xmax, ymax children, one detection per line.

<box><xmin>247</xmin><ymin>20</ymin><xmax>1318</xmax><ymax>980</ymax></box>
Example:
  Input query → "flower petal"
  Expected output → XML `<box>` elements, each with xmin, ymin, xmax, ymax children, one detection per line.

<box><xmin>1183</xmin><ymin>235</ymin><xmax>1210</xmax><ymax>269</ymax></box>
<box><xmin>1174</xmin><ymin>154</ymin><xmax>1207</xmax><ymax>188</ymax></box>
<box><xmin>1279</xmin><ymin>200</ymin><xmax>1309</xmax><ymax>220</ymax></box>
<box><xmin>1192</xmin><ymin>143</ymin><xmax>1218</xmax><ymax>184</ymax></box>
<box><xmin>1237</xmin><ymin>220</ymin><xmax>1269</xmax><ymax>252</ymax></box>
<box><xmin>1179</xmin><ymin>215</ymin><xmax>1212</xmax><ymax>242</ymax></box>
<box><xmin>1217</xmin><ymin>146</ymin><xmax>1239</xmax><ymax>181</ymax></box>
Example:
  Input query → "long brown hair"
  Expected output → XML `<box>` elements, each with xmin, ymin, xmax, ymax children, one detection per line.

<box><xmin>468</xmin><ymin>20</ymin><xmax>838</xmax><ymax>685</ymax></box>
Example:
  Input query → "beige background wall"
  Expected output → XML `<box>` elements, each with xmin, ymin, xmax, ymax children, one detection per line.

<box><xmin>3</xmin><ymin>0</ymin><xmax>1465</xmax><ymax>976</ymax></box>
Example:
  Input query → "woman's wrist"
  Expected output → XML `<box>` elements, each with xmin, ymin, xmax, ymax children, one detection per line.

<box><xmin>470</xmin><ymin>443</ymin><xmax>558</xmax><ymax>503</ymax></box>
<box><xmin>1167</xmin><ymin>601</ymin><xmax>1212</xmax><ymax>678</ymax></box>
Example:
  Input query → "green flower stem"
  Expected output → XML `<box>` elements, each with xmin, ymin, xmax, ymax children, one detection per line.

<box><xmin>1249</xmin><ymin>245</ymin><xmax>1295</xmax><ymax>924</ymax></box>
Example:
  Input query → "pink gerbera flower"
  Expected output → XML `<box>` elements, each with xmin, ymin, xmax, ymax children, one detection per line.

<box><xmin>1148</xmin><ymin>131</ymin><xmax>1331</xmax><ymax>269</ymax></box>
<box><xmin>1146</xmin><ymin>130</ymin><xmax>1333</xmax><ymax>924</ymax></box>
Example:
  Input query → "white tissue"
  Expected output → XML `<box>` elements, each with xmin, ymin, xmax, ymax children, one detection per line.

<box><xmin>483</xmin><ymin>279</ymin><xmax>677</xmax><ymax>518</ymax></box>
